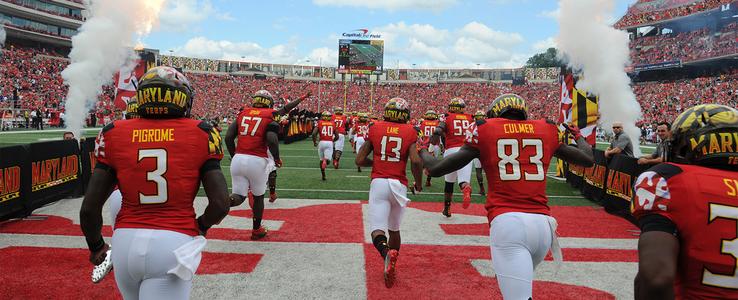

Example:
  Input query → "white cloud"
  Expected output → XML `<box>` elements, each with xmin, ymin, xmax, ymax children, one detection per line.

<box><xmin>216</xmin><ymin>12</ymin><xmax>235</xmax><ymax>21</ymax></box>
<box><xmin>371</xmin><ymin>21</ymin><xmax>525</xmax><ymax>68</ymax></box>
<box><xmin>313</xmin><ymin>0</ymin><xmax>457</xmax><ymax>12</ymax></box>
<box><xmin>537</xmin><ymin>8</ymin><xmax>560</xmax><ymax>20</ymax></box>
<box><xmin>532</xmin><ymin>37</ymin><xmax>557</xmax><ymax>51</ymax></box>
<box><xmin>159</xmin><ymin>0</ymin><xmax>235</xmax><ymax>31</ymax></box>
<box><xmin>303</xmin><ymin>47</ymin><xmax>339</xmax><ymax>66</ymax></box>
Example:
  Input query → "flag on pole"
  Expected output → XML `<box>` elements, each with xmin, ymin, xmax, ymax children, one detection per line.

<box><xmin>113</xmin><ymin>60</ymin><xmax>146</xmax><ymax>110</ymax></box>
<box><xmin>558</xmin><ymin>73</ymin><xmax>598</xmax><ymax>146</ymax></box>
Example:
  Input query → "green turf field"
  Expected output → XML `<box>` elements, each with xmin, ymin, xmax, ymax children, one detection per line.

<box><xmin>0</xmin><ymin>128</ymin><xmax>656</xmax><ymax>207</ymax></box>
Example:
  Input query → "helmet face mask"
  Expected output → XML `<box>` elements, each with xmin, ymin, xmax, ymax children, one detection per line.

<box><xmin>334</xmin><ymin>106</ymin><xmax>344</xmax><ymax>115</ymax></box>
<box><xmin>136</xmin><ymin>66</ymin><xmax>194</xmax><ymax>119</ymax></box>
<box><xmin>321</xmin><ymin>111</ymin><xmax>332</xmax><ymax>121</ymax></box>
<box><xmin>252</xmin><ymin>90</ymin><xmax>274</xmax><ymax>108</ymax></box>
<box><xmin>384</xmin><ymin>97</ymin><xmax>411</xmax><ymax>123</ymax></box>
<box><xmin>474</xmin><ymin>110</ymin><xmax>485</xmax><ymax>121</ymax></box>
<box><xmin>359</xmin><ymin>112</ymin><xmax>369</xmax><ymax>122</ymax></box>
<box><xmin>448</xmin><ymin>97</ymin><xmax>466</xmax><ymax>114</ymax></box>
<box><xmin>424</xmin><ymin>110</ymin><xmax>438</xmax><ymax>120</ymax></box>
<box><xmin>487</xmin><ymin>94</ymin><xmax>528</xmax><ymax>120</ymax></box>
<box><xmin>668</xmin><ymin>104</ymin><xmax>738</xmax><ymax>170</ymax></box>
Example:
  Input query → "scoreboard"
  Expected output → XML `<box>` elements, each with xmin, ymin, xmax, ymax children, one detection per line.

<box><xmin>338</xmin><ymin>39</ymin><xmax>384</xmax><ymax>75</ymax></box>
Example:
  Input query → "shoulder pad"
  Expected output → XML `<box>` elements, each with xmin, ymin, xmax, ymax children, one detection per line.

<box><xmin>197</xmin><ymin>120</ymin><xmax>215</xmax><ymax>133</ymax></box>
<box><xmin>645</xmin><ymin>163</ymin><xmax>683</xmax><ymax>180</ymax></box>
<box><xmin>101</xmin><ymin>122</ymin><xmax>115</xmax><ymax>133</ymax></box>
<box><xmin>475</xmin><ymin>119</ymin><xmax>487</xmax><ymax>126</ymax></box>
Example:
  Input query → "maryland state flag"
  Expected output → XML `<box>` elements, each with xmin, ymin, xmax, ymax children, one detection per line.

<box><xmin>113</xmin><ymin>51</ymin><xmax>157</xmax><ymax>110</ymax></box>
<box><xmin>559</xmin><ymin>73</ymin><xmax>598</xmax><ymax>146</ymax></box>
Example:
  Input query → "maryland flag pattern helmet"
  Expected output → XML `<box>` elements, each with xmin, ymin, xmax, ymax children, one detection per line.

<box><xmin>668</xmin><ymin>104</ymin><xmax>738</xmax><ymax>170</ymax></box>
<box><xmin>321</xmin><ymin>111</ymin><xmax>332</xmax><ymax>121</ymax></box>
<box><xmin>487</xmin><ymin>93</ymin><xmax>528</xmax><ymax>120</ymax></box>
<box><xmin>424</xmin><ymin>110</ymin><xmax>438</xmax><ymax>120</ymax></box>
<box><xmin>384</xmin><ymin>97</ymin><xmax>411</xmax><ymax>123</ymax></box>
<box><xmin>125</xmin><ymin>95</ymin><xmax>139</xmax><ymax>119</ymax></box>
<box><xmin>252</xmin><ymin>90</ymin><xmax>274</xmax><ymax>108</ymax></box>
<box><xmin>137</xmin><ymin>66</ymin><xmax>194</xmax><ymax>118</ymax></box>
<box><xmin>334</xmin><ymin>106</ymin><xmax>344</xmax><ymax>115</ymax></box>
<box><xmin>448</xmin><ymin>97</ymin><xmax>466</xmax><ymax>113</ymax></box>
<box><xmin>473</xmin><ymin>110</ymin><xmax>485</xmax><ymax>121</ymax></box>
<box><xmin>359</xmin><ymin>112</ymin><xmax>369</xmax><ymax>122</ymax></box>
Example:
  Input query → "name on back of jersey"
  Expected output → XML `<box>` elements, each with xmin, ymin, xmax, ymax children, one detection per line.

<box><xmin>132</xmin><ymin>128</ymin><xmax>175</xmax><ymax>143</ymax></box>
<box><xmin>503</xmin><ymin>123</ymin><xmax>535</xmax><ymax>134</ymax></box>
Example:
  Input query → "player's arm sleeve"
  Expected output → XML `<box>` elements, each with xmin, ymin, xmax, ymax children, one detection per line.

<box><xmin>93</xmin><ymin>123</ymin><xmax>116</xmax><ymax>175</ymax></box>
<box><xmin>198</xmin><ymin>121</ymin><xmax>225</xmax><ymax>174</ymax></box>
<box><xmin>266</xmin><ymin>121</ymin><xmax>280</xmax><ymax>134</ymax></box>
<box><xmin>631</xmin><ymin>167</ymin><xmax>681</xmax><ymax>235</ymax></box>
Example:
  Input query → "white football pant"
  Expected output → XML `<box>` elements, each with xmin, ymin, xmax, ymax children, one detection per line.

<box><xmin>368</xmin><ymin>178</ymin><xmax>409</xmax><ymax>232</ymax></box>
<box><xmin>334</xmin><ymin>133</ymin><xmax>345</xmax><ymax>152</ymax></box>
<box><xmin>318</xmin><ymin>141</ymin><xmax>333</xmax><ymax>161</ymax></box>
<box><xmin>490</xmin><ymin>212</ymin><xmax>559</xmax><ymax>300</ymax></box>
<box><xmin>443</xmin><ymin>147</ymin><xmax>473</xmax><ymax>184</ymax></box>
<box><xmin>231</xmin><ymin>154</ymin><xmax>269</xmax><ymax>197</ymax></box>
<box><xmin>112</xmin><ymin>228</ymin><xmax>200</xmax><ymax>300</ymax></box>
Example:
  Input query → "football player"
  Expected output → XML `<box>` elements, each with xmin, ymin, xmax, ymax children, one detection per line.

<box><xmin>313</xmin><ymin>111</ymin><xmax>338</xmax><ymax>180</ymax></box>
<box><xmin>225</xmin><ymin>90</ymin><xmax>311</xmax><ymax>240</ymax></box>
<box><xmin>351</xmin><ymin>112</ymin><xmax>371</xmax><ymax>172</ymax></box>
<box><xmin>433</xmin><ymin>97</ymin><xmax>474</xmax><ymax>217</ymax></box>
<box><xmin>418</xmin><ymin>110</ymin><xmax>441</xmax><ymax>187</ymax></box>
<box><xmin>473</xmin><ymin>110</ymin><xmax>486</xmax><ymax>196</ymax></box>
<box><xmin>331</xmin><ymin>106</ymin><xmax>349</xmax><ymax>169</ymax></box>
<box><xmin>632</xmin><ymin>104</ymin><xmax>738</xmax><ymax>299</ymax></box>
<box><xmin>350</xmin><ymin>111</ymin><xmax>360</xmax><ymax>153</ymax></box>
<box><xmin>89</xmin><ymin>95</ymin><xmax>141</xmax><ymax>284</ymax></box>
<box><xmin>420</xmin><ymin>94</ymin><xmax>594</xmax><ymax>299</ymax></box>
<box><xmin>356</xmin><ymin>97</ymin><xmax>423</xmax><ymax>288</ymax></box>
<box><xmin>80</xmin><ymin>66</ymin><xmax>231</xmax><ymax>299</ymax></box>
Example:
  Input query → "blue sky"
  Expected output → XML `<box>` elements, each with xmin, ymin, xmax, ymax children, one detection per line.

<box><xmin>143</xmin><ymin>0</ymin><xmax>634</xmax><ymax>68</ymax></box>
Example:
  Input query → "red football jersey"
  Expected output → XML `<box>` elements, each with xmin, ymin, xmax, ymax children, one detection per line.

<box><xmin>317</xmin><ymin>120</ymin><xmax>336</xmax><ymax>141</ymax></box>
<box><xmin>420</xmin><ymin>120</ymin><xmax>440</xmax><ymax>138</ymax></box>
<box><xmin>350</xmin><ymin>116</ymin><xmax>359</xmax><ymax>127</ymax></box>
<box><xmin>353</xmin><ymin>122</ymin><xmax>370</xmax><ymax>139</ymax></box>
<box><xmin>95</xmin><ymin>118</ymin><xmax>224</xmax><ymax>236</ymax></box>
<box><xmin>632</xmin><ymin>163</ymin><xmax>738</xmax><ymax>299</ymax></box>
<box><xmin>368</xmin><ymin>121</ymin><xmax>418</xmax><ymax>186</ymax></box>
<box><xmin>332</xmin><ymin>115</ymin><xmax>348</xmax><ymax>134</ymax></box>
<box><xmin>466</xmin><ymin>119</ymin><xmax>561</xmax><ymax>222</ymax></box>
<box><xmin>235</xmin><ymin>108</ymin><xmax>276</xmax><ymax>158</ymax></box>
<box><xmin>444</xmin><ymin>113</ymin><xmax>473</xmax><ymax>148</ymax></box>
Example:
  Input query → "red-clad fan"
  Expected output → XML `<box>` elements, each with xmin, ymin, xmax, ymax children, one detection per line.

<box><xmin>313</xmin><ymin>111</ymin><xmax>338</xmax><ymax>181</ymax></box>
<box><xmin>432</xmin><ymin>97</ymin><xmax>474</xmax><ymax>217</ymax></box>
<box><xmin>351</xmin><ymin>112</ymin><xmax>371</xmax><ymax>172</ymax></box>
<box><xmin>421</xmin><ymin>94</ymin><xmax>594</xmax><ymax>299</ymax></box>
<box><xmin>80</xmin><ymin>66</ymin><xmax>231</xmax><ymax>299</ymax></box>
<box><xmin>418</xmin><ymin>110</ymin><xmax>441</xmax><ymax>187</ymax></box>
<box><xmin>225</xmin><ymin>90</ymin><xmax>311</xmax><ymax>240</ymax></box>
<box><xmin>331</xmin><ymin>106</ymin><xmax>349</xmax><ymax>169</ymax></box>
<box><xmin>356</xmin><ymin>97</ymin><xmax>423</xmax><ymax>289</ymax></box>
<box><xmin>632</xmin><ymin>104</ymin><xmax>738</xmax><ymax>300</ymax></box>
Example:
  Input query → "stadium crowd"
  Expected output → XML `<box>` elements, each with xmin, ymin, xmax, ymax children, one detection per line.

<box><xmin>1</xmin><ymin>44</ymin><xmax>737</xmax><ymax>131</ymax></box>
<box><xmin>630</xmin><ymin>21</ymin><xmax>738</xmax><ymax>65</ymax></box>
<box><xmin>615</xmin><ymin>0</ymin><xmax>733</xmax><ymax>28</ymax></box>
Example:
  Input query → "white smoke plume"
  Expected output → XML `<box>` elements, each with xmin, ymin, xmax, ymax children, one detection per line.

<box><xmin>557</xmin><ymin>0</ymin><xmax>643</xmax><ymax>156</ymax></box>
<box><xmin>62</xmin><ymin>0</ymin><xmax>166</xmax><ymax>138</ymax></box>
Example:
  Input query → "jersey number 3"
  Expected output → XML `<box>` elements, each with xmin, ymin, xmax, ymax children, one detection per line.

<box><xmin>138</xmin><ymin>149</ymin><xmax>168</xmax><ymax>204</ymax></box>
<box><xmin>497</xmin><ymin>139</ymin><xmax>544</xmax><ymax>181</ymax></box>
<box><xmin>703</xmin><ymin>203</ymin><xmax>738</xmax><ymax>289</ymax></box>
